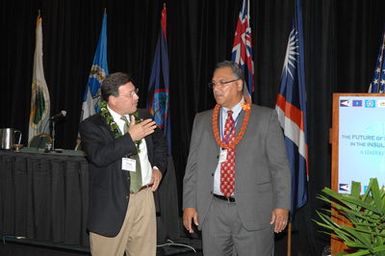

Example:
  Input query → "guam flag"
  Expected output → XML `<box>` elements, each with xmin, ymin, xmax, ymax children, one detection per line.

<box><xmin>368</xmin><ymin>28</ymin><xmax>385</xmax><ymax>93</ymax></box>
<box><xmin>80</xmin><ymin>11</ymin><xmax>109</xmax><ymax>121</ymax></box>
<box><xmin>275</xmin><ymin>0</ymin><xmax>308</xmax><ymax>219</ymax></box>
<box><xmin>231</xmin><ymin>0</ymin><xmax>254</xmax><ymax>101</ymax></box>
<box><xmin>147</xmin><ymin>4</ymin><xmax>171</xmax><ymax>152</ymax></box>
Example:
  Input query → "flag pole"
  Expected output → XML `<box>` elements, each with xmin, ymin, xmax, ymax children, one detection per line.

<box><xmin>287</xmin><ymin>222</ymin><xmax>292</xmax><ymax>256</ymax></box>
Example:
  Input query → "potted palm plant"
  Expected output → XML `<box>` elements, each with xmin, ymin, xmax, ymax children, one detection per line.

<box><xmin>315</xmin><ymin>178</ymin><xmax>385</xmax><ymax>256</ymax></box>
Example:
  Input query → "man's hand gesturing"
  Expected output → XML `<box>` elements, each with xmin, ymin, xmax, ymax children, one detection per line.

<box><xmin>128</xmin><ymin>116</ymin><xmax>157</xmax><ymax>141</ymax></box>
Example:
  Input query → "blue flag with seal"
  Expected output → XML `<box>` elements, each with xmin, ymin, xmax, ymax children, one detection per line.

<box><xmin>368</xmin><ymin>28</ymin><xmax>385</xmax><ymax>93</ymax></box>
<box><xmin>81</xmin><ymin>11</ymin><xmax>109</xmax><ymax>121</ymax></box>
<box><xmin>275</xmin><ymin>0</ymin><xmax>308</xmax><ymax>220</ymax></box>
<box><xmin>147</xmin><ymin>5</ymin><xmax>171</xmax><ymax>153</ymax></box>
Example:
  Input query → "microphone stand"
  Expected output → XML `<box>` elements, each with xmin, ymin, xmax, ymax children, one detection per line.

<box><xmin>49</xmin><ymin>119</ymin><xmax>56</xmax><ymax>151</ymax></box>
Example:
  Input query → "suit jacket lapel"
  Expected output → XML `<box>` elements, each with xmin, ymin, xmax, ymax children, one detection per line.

<box><xmin>236</xmin><ymin>110</ymin><xmax>245</xmax><ymax>135</ymax></box>
<box><xmin>96</xmin><ymin>114</ymin><xmax>116</xmax><ymax>139</ymax></box>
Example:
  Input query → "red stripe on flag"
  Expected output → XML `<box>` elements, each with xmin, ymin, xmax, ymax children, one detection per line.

<box><xmin>276</xmin><ymin>94</ymin><xmax>304</xmax><ymax>131</ymax></box>
<box><xmin>161</xmin><ymin>5</ymin><xmax>167</xmax><ymax>36</ymax></box>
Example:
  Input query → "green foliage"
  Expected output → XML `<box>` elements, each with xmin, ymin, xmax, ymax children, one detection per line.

<box><xmin>315</xmin><ymin>178</ymin><xmax>385</xmax><ymax>256</ymax></box>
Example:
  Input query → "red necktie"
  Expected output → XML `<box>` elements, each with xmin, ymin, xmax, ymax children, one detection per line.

<box><xmin>220</xmin><ymin>110</ymin><xmax>235</xmax><ymax>197</ymax></box>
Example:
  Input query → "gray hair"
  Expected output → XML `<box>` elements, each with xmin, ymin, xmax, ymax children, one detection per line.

<box><xmin>215</xmin><ymin>60</ymin><xmax>245</xmax><ymax>82</ymax></box>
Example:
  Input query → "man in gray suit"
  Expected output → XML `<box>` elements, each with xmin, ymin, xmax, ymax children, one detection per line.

<box><xmin>183</xmin><ymin>61</ymin><xmax>291</xmax><ymax>255</ymax></box>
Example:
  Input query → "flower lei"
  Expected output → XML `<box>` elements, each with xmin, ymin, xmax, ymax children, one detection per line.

<box><xmin>99</xmin><ymin>100</ymin><xmax>142</xmax><ymax>150</ymax></box>
<box><xmin>212</xmin><ymin>98</ymin><xmax>251</xmax><ymax>149</ymax></box>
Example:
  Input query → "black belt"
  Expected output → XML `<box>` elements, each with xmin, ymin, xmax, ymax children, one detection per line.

<box><xmin>213</xmin><ymin>194</ymin><xmax>235</xmax><ymax>202</ymax></box>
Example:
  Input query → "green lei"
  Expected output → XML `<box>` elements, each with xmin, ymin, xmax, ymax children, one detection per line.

<box><xmin>99</xmin><ymin>100</ymin><xmax>142</xmax><ymax>151</ymax></box>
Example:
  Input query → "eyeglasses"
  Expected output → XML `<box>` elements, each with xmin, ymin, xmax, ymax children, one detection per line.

<box><xmin>208</xmin><ymin>78</ymin><xmax>240</xmax><ymax>89</ymax></box>
<box><xmin>121</xmin><ymin>88</ymin><xmax>139</xmax><ymax>99</ymax></box>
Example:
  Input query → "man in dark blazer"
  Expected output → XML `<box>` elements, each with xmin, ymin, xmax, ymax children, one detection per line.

<box><xmin>80</xmin><ymin>72</ymin><xmax>167</xmax><ymax>256</ymax></box>
<box><xmin>183</xmin><ymin>61</ymin><xmax>291</xmax><ymax>255</ymax></box>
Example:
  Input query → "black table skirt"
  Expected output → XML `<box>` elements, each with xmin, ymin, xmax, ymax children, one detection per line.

<box><xmin>0</xmin><ymin>150</ymin><xmax>180</xmax><ymax>249</ymax></box>
<box><xmin>0</xmin><ymin>150</ymin><xmax>89</xmax><ymax>247</ymax></box>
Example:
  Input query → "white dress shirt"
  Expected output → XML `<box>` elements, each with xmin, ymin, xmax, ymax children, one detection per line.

<box><xmin>108</xmin><ymin>106</ymin><xmax>153</xmax><ymax>186</ymax></box>
<box><xmin>213</xmin><ymin>98</ymin><xmax>244</xmax><ymax>196</ymax></box>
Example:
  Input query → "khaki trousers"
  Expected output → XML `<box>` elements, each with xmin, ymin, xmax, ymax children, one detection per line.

<box><xmin>89</xmin><ymin>187</ymin><xmax>156</xmax><ymax>256</ymax></box>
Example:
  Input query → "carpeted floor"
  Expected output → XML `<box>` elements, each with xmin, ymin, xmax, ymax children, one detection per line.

<box><xmin>0</xmin><ymin>229</ymin><xmax>292</xmax><ymax>255</ymax></box>
<box><xmin>0</xmin><ymin>237</ymin><xmax>202</xmax><ymax>256</ymax></box>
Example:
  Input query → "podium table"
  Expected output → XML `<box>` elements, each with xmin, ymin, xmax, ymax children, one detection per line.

<box><xmin>0</xmin><ymin>149</ymin><xmax>89</xmax><ymax>247</ymax></box>
<box><xmin>0</xmin><ymin>148</ymin><xmax>180</xmax><ymax>250</ymax></box>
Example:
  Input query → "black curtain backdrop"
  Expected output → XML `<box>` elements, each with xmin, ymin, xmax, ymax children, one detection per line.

<box><xmin>1</xmin><ymin>0</ymin><xmax>385</xmax><ymax>254</ymax></box>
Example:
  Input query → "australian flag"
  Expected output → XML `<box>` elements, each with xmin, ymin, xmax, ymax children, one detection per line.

<box><xmin>368</xmin><ymin>28</ymin><xmax>385</xmax><ymax>93</ymax></box>
<box><xmin>275</xmin><ymin>0</ymin><xmax>308</xmax><ymax>220</ymax></box>
<box><xmin>147</xmin><ymin>5</ymin><xmax>171</xmax><ymax>152</ymax></box>
<box><xmin>81</xmin><ymin>11</ymin><xmax>109</xmax><ymax>121</ymax></box>
<box><xmin>231</xmin><ymin>0</ymin><xmax>254</xmax><ymax>101</ymax></box>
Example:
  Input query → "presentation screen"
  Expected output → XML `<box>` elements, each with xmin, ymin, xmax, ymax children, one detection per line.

<box><xmin>332</xmin><ymin>93</ymin><xmax>385</xmax><ymax>194</ymax></box>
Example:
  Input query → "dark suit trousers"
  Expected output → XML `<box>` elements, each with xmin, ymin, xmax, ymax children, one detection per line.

<box><xmin>201</xmin><ymin>196</ymin><xmax>274</xmax><ymax>256</ymax></box>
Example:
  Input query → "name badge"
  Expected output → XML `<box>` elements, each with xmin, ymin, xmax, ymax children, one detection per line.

<box><xmin>219</xmin><ymin>149</ymin><xmax>228</xmax><ymax>163</ymax></box>
<box><xmin>122</xmin><ymin>157</ymin><xmax>136</xmax><ymax>172</ymax></box>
